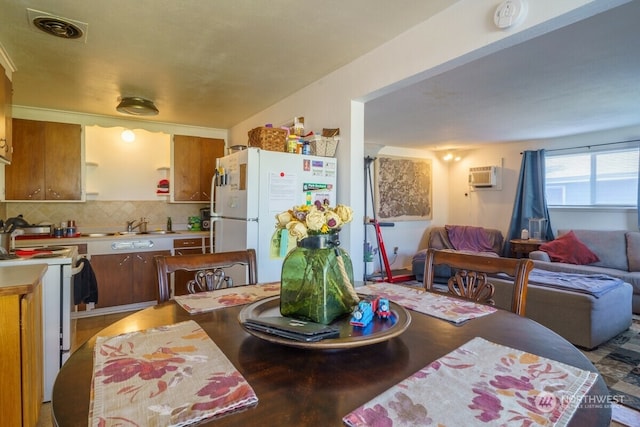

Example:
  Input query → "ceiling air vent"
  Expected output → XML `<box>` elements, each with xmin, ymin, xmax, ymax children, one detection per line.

<box><xmin>27</xmin><ymin>8</ymin><xmax>88</xmax><ymax>42</ymax></box>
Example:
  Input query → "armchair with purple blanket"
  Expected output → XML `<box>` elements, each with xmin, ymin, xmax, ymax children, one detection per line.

<box><xmin>411</xmin><ymin>225</ymin><xmax>504</xmax><ymax>282</ymax></box>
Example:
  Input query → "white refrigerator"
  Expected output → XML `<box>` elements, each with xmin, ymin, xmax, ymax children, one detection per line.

<box><xmin>210</xmin><ymin>147</ymin><xmax>337</xmax><ymax>283</ymax></box>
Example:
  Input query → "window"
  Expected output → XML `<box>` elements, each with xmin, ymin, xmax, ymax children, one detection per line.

<box><xmin>545</xmin><ymin>145</ymin><xmax>639</xmax><ymax>207</ymax></box>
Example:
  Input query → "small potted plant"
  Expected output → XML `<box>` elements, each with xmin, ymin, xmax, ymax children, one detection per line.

<box><xmin>364</xmin><ymin>242</ymin><xmax>376</xmax><ymax>276</ymax></box>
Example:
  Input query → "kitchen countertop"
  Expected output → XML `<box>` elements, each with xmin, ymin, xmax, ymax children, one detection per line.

<box><xmin>16</xmin><ymin>230</ymin><xmax>210</xmax><ymax>248</ymax></box>
<box><xmin>0</xmin><ymin>264</ymin><xmax>47</xmax><ymax>297</ymax></box>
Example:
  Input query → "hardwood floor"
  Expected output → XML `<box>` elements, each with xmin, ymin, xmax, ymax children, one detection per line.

<box><xmin>37</xmin><ymin>312</ymin><xmax>640</xmax><ymax>427</ymax></box>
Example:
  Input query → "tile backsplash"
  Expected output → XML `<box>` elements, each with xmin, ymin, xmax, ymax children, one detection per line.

<box><xmin>4</xmin><ymin>201</ymin><xmax>208</xmax><ymax>232</ymax></box>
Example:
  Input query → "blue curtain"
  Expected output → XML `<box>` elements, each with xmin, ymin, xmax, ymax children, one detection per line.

<box><xmin>503</xmin><ymin>150</ymin><xmax>554</xmax><ymax>256</ymax></box>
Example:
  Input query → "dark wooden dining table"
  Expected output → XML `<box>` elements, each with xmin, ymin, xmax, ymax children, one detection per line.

<box><xmin>52</xmin><ymin>295</ymin><xmax>612</xmax><ymax>426</ymax></box>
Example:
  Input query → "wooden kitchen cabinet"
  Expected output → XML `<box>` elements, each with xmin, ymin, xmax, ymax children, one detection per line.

<box><xmin>0</xmin><ymin>63</ymin><xmax>12</xmax><ymax>163</ymax></box>
<box><xmin>172</xmin><ymin>135</ymin><xmax>224</xmax><ymax>202</ymax></box>
<box><xmin>6</xmin><ymin>118</ymin><xmax>82</xmax><ymax>200</ymax></box>
<box><xmin>0</xmin><ymin>265</ymin><xmax>45</xmax><ymax>427</ymax></box>
<box><xmin>91</xmin><ymin>250</ymin><xmax>170</xmax><ymax>308</ymax></box>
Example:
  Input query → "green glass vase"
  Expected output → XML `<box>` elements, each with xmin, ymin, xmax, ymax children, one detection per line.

<box><xmin>280</xmin><ymin>234</ymin><xmax>358</xmax><ymax>324</ymax></box>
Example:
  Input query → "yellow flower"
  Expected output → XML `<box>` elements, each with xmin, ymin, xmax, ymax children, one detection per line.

<box><xmin>286</xmin><ymin>220</ymin><xmax>308</xmax><ymax>240</ymax></box>
<box><xmin>275</xmin><ymin>211</ymin><xmax>293</xmax><ymax>228</ymax></box>
<box><xmin>334</xmin><ymin>204</ymin><xmax>353</xmax><ymax>224</ymax></box>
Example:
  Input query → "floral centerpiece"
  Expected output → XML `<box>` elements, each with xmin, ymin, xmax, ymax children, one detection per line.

<box><xmin>276</xmin><ymin>201</ymin><xmax>359</xmax><ymax>324</ymax></box>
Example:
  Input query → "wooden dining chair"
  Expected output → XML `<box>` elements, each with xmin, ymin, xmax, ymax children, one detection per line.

<box><xmin>155</xmin><ymin>249</ymin><xmax>258</xmax><ymax>303</ymax></box>
<box><xmin>423</xmin><ymin>248</ymin><xmax>534</xmax><ymax>316</ymax></box>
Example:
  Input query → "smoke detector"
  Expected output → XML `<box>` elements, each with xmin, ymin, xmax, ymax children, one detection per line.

<box><xmin>27</xmin><ymin>8</ymin><xmax>88</xmax><ymax>42</ymax></box>
<box><xmin>116</xmin><ymin>97</ymin><xmax>160</xmax><ymax>116</ymax></box>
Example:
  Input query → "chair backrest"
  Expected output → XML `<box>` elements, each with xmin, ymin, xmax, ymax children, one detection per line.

<box><xmin>155</xmin><ymin>249</ymin><xmax>258</xmax><ymax>303</ymax></box>
<box><xmin>423</xmin><ymin>248</ymin><xmax>534</xmax><ymax>316</ymax></box>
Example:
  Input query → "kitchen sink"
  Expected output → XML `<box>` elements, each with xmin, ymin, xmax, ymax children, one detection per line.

<box><xmin>80</xmin><ymin>233</ymin><xmax>117</xmax><ymax>237</ymax></box>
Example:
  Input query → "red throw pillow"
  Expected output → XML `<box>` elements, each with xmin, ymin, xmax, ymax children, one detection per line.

<box><xmin>539</xmin><ymin>231</ymin><xmax>599</xmax><ymax>265</ymax></box>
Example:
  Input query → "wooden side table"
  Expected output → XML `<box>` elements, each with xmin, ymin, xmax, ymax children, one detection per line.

<box><xmin>510</xmin><ymin>239</ymin><xmax>547</xmax><ymax>258</ymax></box>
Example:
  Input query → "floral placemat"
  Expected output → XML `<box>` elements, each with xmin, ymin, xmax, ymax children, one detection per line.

<box><xmin>343</xmin><ymin>337</ymin><xmax>599</xmax><ymax>427</ymax></box>
<box><xmin>174</xmin><ymin>282</ymin><xmax>281</xmax><ymax>314</ymax></box>
<box><xmin>358</xmin><ymin>282</ymin><xmax>496</xmax><ymax>324</ymax></box>
<box><xmin>89</xmin><ymin>320</ymin><xmax>258</xmax><ymax>426</ymax></box>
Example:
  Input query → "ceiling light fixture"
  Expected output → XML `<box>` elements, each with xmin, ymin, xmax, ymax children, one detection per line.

<box><xmin>121</xmin><ymin>129</ymin><xmax>135</xmax><ymax>142</ymax></box>
<box><xmin>443</xmin><ymin>152</ymin><xmax>462</xmax><ymax>162</ymax></box>
<box><xmin>116</xmin><ymin>97</ymin><xmax>159</xmax><ymax>116</ymax></box>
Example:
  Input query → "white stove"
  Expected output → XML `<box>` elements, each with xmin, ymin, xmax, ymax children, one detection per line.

<box><xmin>0</xmin><ymin>245</ymin><xmax>80</xmax><ymax>402</ymax></box>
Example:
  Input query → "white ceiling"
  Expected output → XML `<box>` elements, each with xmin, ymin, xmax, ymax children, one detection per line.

<box><xmin>1</xmin><ymin>1</ymin><xmax>639</xmax><ymax>151</ymax></box>
<box><xmin>0</xmin><ymin>0</ymin><xmax>455</xmax><ymax>129</ymax></box>
<box><xmin>365</xmin><ymin>0</ymin><xmax>640</xmax><ymax>150</ymax></box>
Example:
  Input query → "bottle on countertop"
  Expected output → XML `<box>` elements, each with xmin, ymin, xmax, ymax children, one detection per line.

<box><xmin>167</xmin><ymin>217</ymin><xmax>172</xmax><ymax>231</ymax></box>
<box><xmin>520</xmin><ymin>228</ymin><xmax>529</xmax><ymax>240</ymax></box>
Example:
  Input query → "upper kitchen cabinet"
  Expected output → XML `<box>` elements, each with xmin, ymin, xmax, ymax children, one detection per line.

<box><xmin>172</xmin><ymin>135</ymin><xmax>224</xmax><ymax>202</ymax></box>
<box><xmin>6</xmin><ymin>119</ymin><xmax>82</xmax><ymax>201</ymax></box>
<box><xmin>0</xmin><ymin>63</ymin><xmax>12</xmax><ymax>163</ymax></box>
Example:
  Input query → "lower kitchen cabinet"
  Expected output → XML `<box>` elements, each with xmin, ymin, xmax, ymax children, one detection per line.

<box><xmin>91</xmin><ymin>250</ymin><xmax>170</xmax><ymax>308</ymax></box>
<box><xmin>173</xmin><ymin>237</ymin><xmax>210</xmax><ymax>296</ymax></box>
<box><xmin>0</xmin><ymin>265</ymin><xmax>45</xmax><ymax>427</ymax></box>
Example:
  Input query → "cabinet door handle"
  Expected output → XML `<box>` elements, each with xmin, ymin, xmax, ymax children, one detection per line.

<box><xmin>135</xmin><ymin>254</ymin><xmax>146</xmax><ymax>263</ymax></box>
<box><xmin>28</xmin><ymin>188</ymin><xmax>42</xmax><ymax>198</ymax></box>
<box><xmin>119</xmin><ymin>255</ymin><xmax>131</xmax><ymax>266</ymax></box>
<box><xmin>201</xmin><ymin>191</ymin><xmax>209</xmax><ymax>199</ymax></box>
<box><xmin>48</xmin><ymin>187</ymin><xmax>61</xmax><ymax>198</ymax></box>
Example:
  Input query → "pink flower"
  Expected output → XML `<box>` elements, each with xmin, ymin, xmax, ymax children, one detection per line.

<box><xmin>490</xmin><ymin>375</ymin><xmax>534</xmax><ymax>391</ymax></box>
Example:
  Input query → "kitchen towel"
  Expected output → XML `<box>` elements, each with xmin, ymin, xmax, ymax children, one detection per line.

<box><xmin>358</xmin><ymin>282</ymin><xmax>496</xmax><ymax>324</ymax></box>
<box><xmin>343</xmin><ymin>337</ymin><xmax>598</xmax><ymax>427</ymax></box>
<box><xmin>74</xmin><ymin>257</ymin><xmax>99</xmax><ymax>304</ymax></box>
<box><xmin>89</xmin><ymin>320</ymin><xmax>258</xmax><ymax>426</ymax></box>
<box><xmin>174</xmin><ymin>282</ymin><xmax>280</xmax><ymax>314</ymax></box>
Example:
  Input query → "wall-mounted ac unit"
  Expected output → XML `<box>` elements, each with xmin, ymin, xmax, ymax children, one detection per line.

<box><xmin>469</xmin><ymin>166</ymin><xmax>497</xmax><ymax>187</ymax></box>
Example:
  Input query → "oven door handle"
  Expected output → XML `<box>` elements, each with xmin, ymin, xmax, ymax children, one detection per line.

<box><xmin>71</xmin><ymin>259</ymin><xmax>85</xmax><ymax>276</ymax></box>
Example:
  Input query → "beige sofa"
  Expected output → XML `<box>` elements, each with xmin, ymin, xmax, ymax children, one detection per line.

<box><xmin>529</xmin><ymin>229</ymin><xmax>640</xmax><ymax>314</ymax></box>
<box><xmin>412</xmin><ymin>226</ymin><xmax>633</xmax><ymax>349</ymax></box>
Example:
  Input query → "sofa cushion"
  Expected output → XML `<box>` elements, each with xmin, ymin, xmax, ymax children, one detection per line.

<box><xmin>532</xmin><ymin>259</ymin><xmax>640</xmax><ymax>296</ymax></box>
<box><xmin>626</xmin><ymin>232</ymin><xmax>640</xmax><ymax>272</ymax></box>
<box><xmin>539</xmin><ymin>231</ymin><xmax>599</xmax><ymax>265</ymax></box>
<box><xmin>558</xmin><ymin>229</ymin><xmax>629</xmax><ymax>271</ymax></box>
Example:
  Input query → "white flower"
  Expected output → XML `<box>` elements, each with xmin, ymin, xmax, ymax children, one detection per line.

<box><xmin>305</xmin><ymin>208</ymin><xmax>326</xmax><ymax>232</ymax></box>
<box><xmin>275</xmin><ymin>203</ymin><xmax>353</xmax><ymax>240</ymax></box>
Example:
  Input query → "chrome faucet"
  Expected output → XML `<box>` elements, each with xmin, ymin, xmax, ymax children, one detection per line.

<box><xmin>127</xmin><ymin>217</ymin><xmax>148</xmax><ymax>232</ymax></box>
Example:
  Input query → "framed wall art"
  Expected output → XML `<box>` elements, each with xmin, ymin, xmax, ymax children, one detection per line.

<box><xmin>375</xmin><ymin>156</ymin><xmax>432</xmax><ymax>221</ymax></box>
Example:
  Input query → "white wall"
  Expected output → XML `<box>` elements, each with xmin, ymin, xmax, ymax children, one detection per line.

<box><xmin>85</xmin><ymin>126</ymin><xmax>170</xmax><ymax>201</ymax></box>
<box><xmin>448</xmin><ymin>124</ymin><xmax>640</xmax><ymax>238</ymax></box>
<box><xmin>228</xmin><ymin>0</ymin><xmax>609</xmax><ymax>278</ymax></box>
